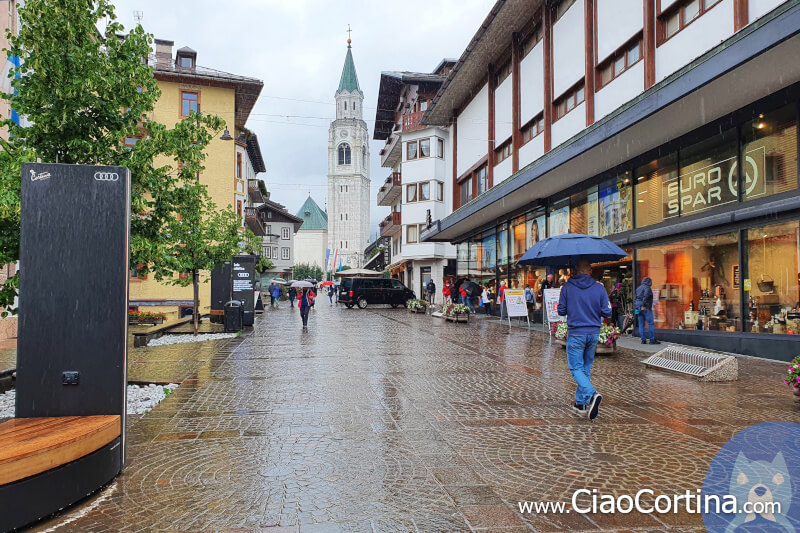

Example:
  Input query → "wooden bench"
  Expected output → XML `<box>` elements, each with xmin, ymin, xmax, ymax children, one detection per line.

<box><xmin>0</xmin><ymin>415</ymin><xmax>120</xmax><ymax>485</ymax></box>
<box><xmin>132</xmin><ymin>316</ymin><xmax>194</xmax><ymax>347</ymax></box>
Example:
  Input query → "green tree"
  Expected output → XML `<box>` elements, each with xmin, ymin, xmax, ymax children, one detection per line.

<box><xmin>0</xmin><ymin>0</ymin><xmax>259</xmax><ymax>325</ymax></box>
<box><xmin>293</xmin><ymin>263</ymin><xmax>324</xmax><ymax>282</ymax></box>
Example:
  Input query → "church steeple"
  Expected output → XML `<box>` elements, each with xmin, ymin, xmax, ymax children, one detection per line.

<box><xmin>336</xmin><ymin>38</ymin><xmax>362</xmax><ymax>95</ymax></box>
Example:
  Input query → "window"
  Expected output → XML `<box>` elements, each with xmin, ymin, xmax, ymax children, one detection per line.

<box><xmin>495</xmin><ymin>139</ymin><xmax>513</xmax><ymax>164</ymax></box>
<box><xmin>496</xmin><ymin>61</ymin><xmax>512</xmax><ymax>85</ymax></box>
<box><xmin>236</xmin><ymin>153</ymin><xmax>242</xmax><ymax>178</ymax></box>
<box><xmin>554</xmin><ymin>0</ymin><xmax>577</xmax><ymax>21</ymax></box>
<box><xmin>419</xmin><ymin>100</ymin><xmax>428</xmax><ymax>112</ymax></box>
<box><xmin>741</xmin><ymin>103</ymin><xmax>798</xmax><ymax>201</ymax></box>
<box><xmin>522</xmin><ymin>114</ymin><xmax>545</xmax><ymax>144</ymax></box>
<box><xmin>407</xmin><ymin>183</ymin><xmax>417</xmax><ymax>202</ymax></box>
<box><xmin>437</xmin><ymin>138</ymin><xmax>444</xmax><ymax>158</ymax></box>
<box><xmin>265</xmin><ymin>224</ymin><xmax>271</xmax><ymax>235</ymax></box>
<box><xmin>179</xmin><ymin>55</ymin><xmax>193</xmax><ymax>68</ymax></box>
<box><xmin>268</xmin><ymin>211</ymin><xmax>273</xmax><ymax>219</ymax></box>
<box><xmin>338</xmin><ymin>143</ymin><xmax>351</xmax><ymax>165</ymax></box>
<box><xmin>273</xmin><ymin>246</ymin><xmax>278</xmax><ymax>258</ymax></box>
<box><xmin>597</xmin><ymin>37</ymin><xmax>643</xmax><ymax>89</ymax></box>
<box><xmin>419</xmin><ymin>138</ymin><xmax>430</xmax><ymax>158</ymax></box>
<box><xmin>476</xmin><ymin>165</ymin><xmax>489</xmax><ymax>196</ymax></box>
<box><xmin>436</xmin><ymin>181</ymin><xmax>444</xmax><ymax>202</ymax></box>
<box><xmin>419</xmin><ymin>182</ymin><xmax>430</xmax><ymax>201</ymax></box>
<box><xmin>407</xmin><ymin>225</ymin><xmax>419</xmax><ymax>243</ymax></box>
<box><xmin>282</xmin><ymin>227</ymin><xmax>290</xmax><ymax>240</ymax></box>
<box><xmin>124</xmin><ymin>136</ymin><xmax>139</xmax><ymax>147</ymax></box>
<box><xmin>180</xmin><ymin>90</ymin><xmax>199</xmax><ymax>118</ymax></box>
<box><xmin>553</xmin><ymin>82</ymin><xmax>585</xmax><ymax>121</ymax></box>
<box><xmin>407</xmin><ymin>140</ymin><xmax>418</xmax><ymax>160</ymax></box>
<box><xmin>344</xmin><ymin>101</ymin><xmax>348</xmax><ymax>110</ymax></box>
<box><xmin>264</xmin><ymin>246</ymin><xmax>271</xmax><ymax>259</ymax></box>
<box><xmin>237</xmin><ymin>201</ymin><xmax>242</xmax><ymax>217</ymax></box>
<box><xmin>659</xmin><ymin>0</ymin><xmax>723</xmax><ymax>44</ymax></box>
<box><xmin>522</xmin><ymin>24</ymin><xmax>543</xmax><ymax>57</ymax></box>
<box><xmin>281</xmin><ymin>247</ymin><xmax>290</xmax><ymax>260</ymax></box>
<box><xmin>460</xmin><ymin>179</ymin><xmax>473</xmax><ymax>205</ymax></box>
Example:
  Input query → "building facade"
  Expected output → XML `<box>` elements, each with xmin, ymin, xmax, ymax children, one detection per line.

<box><xmin>294</xmin><ymin>196</ymin><xmax>329</xmax><ymax>273</ymax></box>
<box><xmin>128</xmin><ymin>39</ymin><xmax>263</xmax><ymax>319</ymax></box>
<box><xmin>422</xmin><ymin>0</ymin><xmax>800</xmax><ymax>360</ymax></box>
<box><xmin>373</xmin><ymin>63</ymin><xmax>457</xmax><ymax>297</ymax></box>
<box><xmin>256</xmin><ymin>199</ymin><xmax>303</xmax><ymax>284</ymax></box>
<box><xmin>328</xmin><ymin>39</ymin><xmax>370</xmax><ymax>269</ymax></box>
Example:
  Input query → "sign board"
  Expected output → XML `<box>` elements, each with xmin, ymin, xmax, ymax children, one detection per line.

<box><xmin>210</xmin><ymin>261</ymin><xmax>232</xmax><ymax>323</ymax></box>
<box><xmin>543</xmin><ymin>288</ymin><xmax>562</xmax><ymax>330</ymax></box>
<box><xmin>503</xmin><ymin>289</ymin><xmax>530</xmax><ymax>329</ymax></box>
<box><xmin>232</xmin><ymin>255</ymin><xmax>255</xmax><ymax>326</ymax></box>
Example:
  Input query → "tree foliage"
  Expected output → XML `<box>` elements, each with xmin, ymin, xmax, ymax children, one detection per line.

<box><xmin>293</xmin><ymin>263</ymin><xmax>324</xmax><ymax>282</ymax></box>
<box><xmin>0</xmin><ymin>0</ymin><xmax>260</xmax><ymax>317</ymax></box>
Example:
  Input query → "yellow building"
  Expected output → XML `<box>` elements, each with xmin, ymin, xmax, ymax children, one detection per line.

<box><xmin>128</xmin><ymin>39</ymin><xmax>264</xmax><ymax>320</ymax></box>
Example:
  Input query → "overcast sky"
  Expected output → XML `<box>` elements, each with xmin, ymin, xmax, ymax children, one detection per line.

<box><xmin>111</xmin><ymin>0</ymin><xmax>490</xmax><ymax>240</ymax></box>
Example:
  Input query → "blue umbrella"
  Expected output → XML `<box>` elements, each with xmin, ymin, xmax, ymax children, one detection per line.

<box><xmin>517</xmin><ymin>233</ymin><xmax>627</xmax><ymax>266</ymax></box>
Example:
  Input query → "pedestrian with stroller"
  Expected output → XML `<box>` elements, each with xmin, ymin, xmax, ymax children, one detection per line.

<box><xmin>557</xmin><ymin>260</ymin><xmax>612</xmax><ymax>421</ymax></box>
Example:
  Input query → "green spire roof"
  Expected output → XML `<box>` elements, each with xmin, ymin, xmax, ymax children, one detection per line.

<box><xmin>337</xmin><ymin>44</ymin><xmax>362</xmax><ymax>94</ymax></box>
<box><xmin>296</xmin><ymin>196</ymin><xmax>328</xmax><ymax>231</ymax></box>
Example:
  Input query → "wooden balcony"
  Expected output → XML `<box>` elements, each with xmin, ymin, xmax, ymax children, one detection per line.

<box><xmin>245</xmin><ymin>206</ymin><xmax>265</xmax><ymax>236</ymax></box>
<box><xmin>379</xmin><ymin>211</ymin><xmax>401</xmax><ymax>238</ymax></box>
<box><xmin>248</xmin><ymin>179</ymin><xmax>266</xmax><ymax>204</ymax></box>
<box><xmin>402</xmin><ymin>111</ymin><xmax>425</xmax><ymax>133</ymax></box>
<box><xmin>380</xmin><ymin>130</ymin><xmax>401</xmax><ymax>168</ymax></box>
<box><xmin>376</xmin><ymin>172</ymin><xmax>402</xmax><ymax>207</ymax></box>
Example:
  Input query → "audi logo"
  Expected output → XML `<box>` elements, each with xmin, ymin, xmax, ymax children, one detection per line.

<box><xmin>94</xmin><ymin>171</ymin><xmax>119</xmax><ymax>182</ymax></box>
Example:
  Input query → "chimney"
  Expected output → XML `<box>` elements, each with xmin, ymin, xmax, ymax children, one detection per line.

<box><xmin>154</xmin><ymin>38</ymin><xmax>174</xmax><ymax>69</ymax></box>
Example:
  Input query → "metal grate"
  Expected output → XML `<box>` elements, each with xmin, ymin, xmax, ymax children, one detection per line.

<box><xmin>642</xmin><ymin>346</ymin><xmax>730</xmax><ymax>377</ymax></box>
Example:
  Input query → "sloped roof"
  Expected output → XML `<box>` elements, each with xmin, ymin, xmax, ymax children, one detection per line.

<box><xmin>337</xmin><ymin>44</ymin><xmax>362</xmax><ymax>94</ymax></box>
<box><xmin>296</xmin><ymin>196</ymin><xmax>328</xmax><ymax>231</ymax></box>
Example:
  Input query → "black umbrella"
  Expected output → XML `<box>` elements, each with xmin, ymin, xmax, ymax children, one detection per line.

<box><xmin>462</xmin><ymin>281</ymin><xmax>482</xmax><ymax>297</ymax></box>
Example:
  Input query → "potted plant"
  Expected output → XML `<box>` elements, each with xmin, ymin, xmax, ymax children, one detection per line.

<box><xmin>783</xmin><ymin>356</ymin><xmax>800</xmax><ymax>397</ymax></box>
<box><xmin>442</xmin><ymin>303</ymin><xmax>470</xmax><ymax>322</ymax></box>
<box><xmin>596</xmin><ymin>322</ymin><xmax>621</xmax><ymax>354</ymax></box>
<box><xmin>129</xmin><ymin>310</ymin><xmax>167</xmax><ymax>325</ymax></box>
<box><xmin>407</xmin><ymin>298</ymin><xmax>429</xmax><ymax>313</ymax></box>
<box><xmin>551</xmin><ymin>321</ymin><xmax>568</xmax><ymax>346</ymax></box>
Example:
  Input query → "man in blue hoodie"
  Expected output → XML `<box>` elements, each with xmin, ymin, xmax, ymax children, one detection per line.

<box><xmin>633</xmin><ymin>277</ymin><xmax>660</xmax><ymax>345</ymax></box>
<box><xmin>557</xmin><ymin>260</ymin><xmax>611</xmax><ymax>421</ymax></box>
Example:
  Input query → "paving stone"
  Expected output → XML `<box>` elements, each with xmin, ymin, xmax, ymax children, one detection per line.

<box><xmin>27</xmin><ymin>303</ymin><xmax>800</xmax><ymax>532</ymax></box>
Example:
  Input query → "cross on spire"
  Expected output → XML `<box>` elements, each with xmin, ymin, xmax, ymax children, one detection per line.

<box><xmin>346</xmin><ymin>24</ymin><xmax>352</xmax><ymax>46</ymax></box>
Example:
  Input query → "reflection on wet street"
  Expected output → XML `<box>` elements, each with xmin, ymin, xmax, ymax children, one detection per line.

<box><xmin>33</xmin><ymin>303</ymin><xmax>800</xmax><ymax>532</ymax></box>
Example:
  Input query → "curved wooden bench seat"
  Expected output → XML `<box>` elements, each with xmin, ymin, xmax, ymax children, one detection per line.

<box><xmin>0</xmin><ymin>415</ymin><xmax>120</xmax><ymax>485</ymax></box>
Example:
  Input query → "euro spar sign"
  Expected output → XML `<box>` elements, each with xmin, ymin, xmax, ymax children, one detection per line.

<box><xmin>664</xmin><ymin>147</ymin><xmax>765</xmax><ymax>218</ymax></box>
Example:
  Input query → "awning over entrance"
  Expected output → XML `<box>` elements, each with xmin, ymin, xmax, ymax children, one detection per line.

<box><xmin>421</xmin><ymin>3</ymin><xmax>800</xmax><ymax>243</ymax></box>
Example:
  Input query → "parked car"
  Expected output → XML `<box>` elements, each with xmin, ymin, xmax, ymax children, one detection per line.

<box><xmin>337</xmin><ymin>277</ymin><xmax>352</xmax><ymax>301</ymax></box>
<box><xmin>340</xmin><ymin>277</ymin><xmax>415</xmax><ymax>309</ymax></box>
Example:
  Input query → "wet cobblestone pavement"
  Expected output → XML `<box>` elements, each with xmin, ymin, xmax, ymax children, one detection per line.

<box><xmin>29</xmin><ymin>303</ymin><xmax>800</xmax><ymax>532</ymax></box>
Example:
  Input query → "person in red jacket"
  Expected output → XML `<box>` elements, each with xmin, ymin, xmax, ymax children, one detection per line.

<box><xmin>298</xmin><ymin>287</ymin><xmax>315</xmax><ymax>330</ymax></box>
<box><xmin>442</xmin><ymin>280</ymin><xmax>452</xmax><ymax>305</ymax></box>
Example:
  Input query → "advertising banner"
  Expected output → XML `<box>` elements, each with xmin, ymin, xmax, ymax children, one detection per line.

<box><xmin>544</xmin><ymin>288</ymin><xmax>562</xmax><ymax>327</ymax></box>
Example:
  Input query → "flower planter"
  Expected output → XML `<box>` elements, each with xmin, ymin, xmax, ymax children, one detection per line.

<box><xmin>444</xmin><ymin>313</ymin><xmax>469</xmax><ymax>323</ymax></box>
<box><xmin>408</xmin><ymin>307</ymin><xmax>426</xmax><ymax>314</ymax></box>
<box><xmin>129</xmin><ymin>317</ymin><xmax>164</xmax><ymax>326</ymax></box>
<box><xmin>793</xmin><ymin>385</ymin><xmax>800</xmax><ymax>397</ymax></box>
<box><xmin>554</xmin><ymin>338</ymin><xmax>616</xmax><ymax>354</ymax></box>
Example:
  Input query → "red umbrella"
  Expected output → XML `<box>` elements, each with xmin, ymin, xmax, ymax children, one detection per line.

<box><xmin>319</xmin><ymin>281</ymin><xmax>335</xmax><ymax>287</ymax></box>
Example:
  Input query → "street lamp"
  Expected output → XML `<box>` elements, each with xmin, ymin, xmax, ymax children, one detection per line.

<box><xmin>220</xmin><ymin>127</ymin><xmax>233</xmax><ymax>141</ymax></box>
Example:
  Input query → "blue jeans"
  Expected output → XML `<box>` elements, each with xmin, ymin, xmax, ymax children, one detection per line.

<box><xmin>566</xmin><ymin>333</ymin><xmax>598</xmax><ymax>406</ymax></box>
<box><xmin>639</xmin><ymin>309</ymin><xmax>655</xmax><ymax>341</ymax></box>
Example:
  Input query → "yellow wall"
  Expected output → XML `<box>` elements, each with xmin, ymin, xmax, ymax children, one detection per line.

<box><xmin>129</xmin><ymin>79</ymin><xmax>238</xmax><ymax>319</ymax></box>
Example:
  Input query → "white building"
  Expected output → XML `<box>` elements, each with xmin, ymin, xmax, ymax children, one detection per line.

<box><xmin>373</xmin><ymin>62</ymin><xmax>457</xmax><ymax>297</ymax></box>
<box><xmin>327</xmin><ymin>38</ymin><xmax>370</xmax><ymax>269</ymax></box>
<box><xmin>294</xmin><ymin>195</ymin><xmax>328</xmax><ymax>273</ymax></box>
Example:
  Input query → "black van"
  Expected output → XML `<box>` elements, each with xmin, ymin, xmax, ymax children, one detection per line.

<box><xmin>341</xmin><ymin>277</ymin><xmax>415</xmax><ymax>309</ymax></box>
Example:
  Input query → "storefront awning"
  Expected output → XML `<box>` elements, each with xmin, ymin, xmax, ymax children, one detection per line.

<box><xmin>422</xmin><ymin>2</ymin><xmax>800</xmax><ymax>244</ymax></box>
<box><xmin>385</xmin><ymin>259</ymin><xmax>409</xmax><ymax>274</ymax></box>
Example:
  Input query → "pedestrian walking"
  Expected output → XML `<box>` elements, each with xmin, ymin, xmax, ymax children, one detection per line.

<box><xmin>633</xmin><ymin>277</ymin><xmax>660</xmax><ymax>345</ymax></box>
<box><xmin>298</xmin><ymin>287</ymin><xmax>315</xmax><ymax>330</ymax></box>
<box><xmin>609</xmin><ymin>282</ymin><xmax>623</xmax><ymax>328</ymax></box>
<box><xmin>269</xmin><ymin>282</ymin><xmax>276</xmax><ymax>307</ymax></box>
<box><xmin>271</xmin><ymin>284</ymin><xmax>281</xmax><ymax>309</ymax></box>
<box><xmin>426</xmin><ymin>279</ymin><xmax>436</xmax><ymax>305</ymax></box>
<box><xmin>442</xmin><ymin>280</ymin><xmax>452</xmax><ymax>305</ymax></box>
<box><xmin>481</xmin><ymin>286</ymin><xmax>492</xmax><ymax>315</ymax></box>
<box><xmin>288</xmin><ymin>286</ymin><xmax>297</xmax><ymax>308</ymax></box>
<box><xmin>524</xmin><ymin>284</ymin><xmax>536</xmax><ymax>316</ymax></box>
<box><xmin>557</xmin><ymin>260</ymin><xmax>611</xmax><ymax>421</ymax></box>
<box><xmin>327</xmin><ymin>285</ymin><xmax>334</xmax><ymax>304</ymax></box>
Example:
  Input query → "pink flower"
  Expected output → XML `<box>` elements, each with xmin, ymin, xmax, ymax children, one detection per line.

<box><xmin>785</xmin><ymin>380</ymin><xmax>790</xmax><ymax>385</ymax></box>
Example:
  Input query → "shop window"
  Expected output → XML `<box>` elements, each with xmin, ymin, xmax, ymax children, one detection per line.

<box><xmin>460</xmin><ymin>178</ymin><xmax>473</xmax><ymax>206</ymax></box>
<box><xmin>436</xmin><ymin>181</ymin><xmax>444</xmax><ymax>202</ymax></box>
<box><xmin>597</xmin><ymin>37</ymin><xmax>643</xmax><ymax>89</ymax></box>
<box><xmin>180</xmin><ymin>90</ymin><xmax>199</xmax><ymax>118</ymax></box>
<box><xmin>742</xmin><ymin>103</ymin><xmax>798</xmax><ymax>201</ymax></box>
<box><xmin>419</xmin><ymin>138</ymin><xmax>431</xmax><ymax>158</ymax></box>
<box><xmin>554</xmin><ymin>83</ymin><xmax>585</xmax><ymax>122</ymax></box>
<box><xmin>406</xmin><ymin>183</ymin><xmax>417</xmax><ymax>202</ymax></box>
<box><xmin>570</xmin><ymin>190</ymin><xmax>589</xmax><ymax>235</ymax></box>
<box><xmin>676</xmin><ymin>128</ymin><xmax>738</xmax><ymax>218</ymax></box>
<box><xmin>526</xmin><ymin>212</ymin><xmax>546</xmax><ymax>249</ymax></box>
<box><xmin>549</xmin><ymin>199</ymin><xmax>570</xmax><ymax>236</ymax></box>
<box><xmin>636</xmin><ymin>231</ymin><xmax>740</xmax><ymax>332</ymax></box>
<box><xmin>511</xmin><ymin>215</ymin><xmax>527</xmax><ymax>262</ymax></box>
<box><xmin>407</xmin><ymin>140</ymin><xmax>418</xmax><ymax>160</ymax></box>
<box><xmin>495</xmin><ymin>139</ymin><xmax>513</xmax><ymax>164</ymax></box>
<box><xmin>635</xmin><ymin>152</ymin><xmax>678</xmax><ymax>228</ymax></box>
<box><xmin>497</xmin><ymin>224</ymin><xmax>509</xmax><ymax>267</ymax></box>
<box><xmin>598</xmin><ymin>173</ymin><xmax>632</xmax><ymax>236</ymax></box>
<box><xmin>522</xmin><ymin>115</ymin><xmax>545</xmax><ymax>144</ymax></box>
<box><xmin>659</xmin><ymin>0</ymin><xmax>722</xmax><ymax>44</ymax></box>
<box><xmin>419</xmin><ymin>182</ymin><xmax>430</xmax><ymax>201</ymax></box>
<box><xmin>476</xmin><ymin>165</ymin><xmax>488</xmax><ymax>196</ymax></box>
<box><xmin>745</xmin><ymin>221</ymin><xmax>800</xmax><ymax>334</ymax></box>
<box><xmin>480</xmin><ymin>232</ymin><xmax>497</xmax><ymax>275</ymax></box>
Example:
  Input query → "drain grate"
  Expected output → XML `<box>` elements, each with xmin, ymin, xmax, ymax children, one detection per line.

<box><xmin>642</xmin><ymin>346</ymin><xmax>738</xmax><ymax>381</ymax></box>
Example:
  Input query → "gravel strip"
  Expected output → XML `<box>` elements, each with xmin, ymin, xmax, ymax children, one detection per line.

<box><xmin>0</xmin><ymin>383</ymin><xmax>180</xmax><ymax>418</ymax></box>
<box><xmin>147</xmin><ymin>332</ymin><xmax>237</xmax><ymax>347</ymax></box>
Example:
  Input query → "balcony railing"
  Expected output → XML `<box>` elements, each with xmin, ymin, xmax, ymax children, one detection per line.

<box><xmin>376</xmin><ymin>171</ymin><xmax>402</xmax><ymax>207</ymax></box>
<box><xmin>248</xmin><ymin>179</ymin><xmax>266</xmax><ymax>204</ymax></box>
<box><xmin>244</xmin><ymin>206</ymin><xmax>265</xmax><ymax>236</ymax></box>
<box><xmin>402</xmin><ymin>111</ymin><xmax>425</xmax><ymax>133</ymax></box>
<box><xmin>379</xmin><ymin>211</ymin><xmax>401</xmax><ymax>237</ymax></box>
